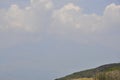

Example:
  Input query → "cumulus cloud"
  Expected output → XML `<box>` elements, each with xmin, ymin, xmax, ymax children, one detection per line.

<box><xmin>30</xmin><ymin>0</ymin><xmax>53</xmax><ymax>10</ymax></box>
<box><xmin>0</xmin><ymin>0</ymin><xmax>54</xmax><ymax>32</ymax></box>
<box><xmin>52</xmin><ymin>3</ymin><xmax>120</xmax><ymax>34</ymax></box>
<box><xmin>51</xmin><ymin>3</ymin><xmax>120</xmax><ymax>49</ymax></box>
<box><xmin>52</xmin><ymin>3</ymin><xmax>101</xmax><ymax>35</ymax></box>
<box><xmin>0</xmin><ymin>0</ymin><xmax>120</xmax><ymax>49</ymax></box>
<box><xmin>0</xmin><ymin>0</ymin><xmax>54</xmax><ymax>48</ymax></box>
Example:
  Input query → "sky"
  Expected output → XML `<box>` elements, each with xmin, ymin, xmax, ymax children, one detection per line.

<box><xmin>0</xmin><ymin>0</ymin><xmax>120</xmax><ymax>80</ymax></box>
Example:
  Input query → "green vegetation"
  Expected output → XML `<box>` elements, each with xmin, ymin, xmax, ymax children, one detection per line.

<box><xmin>73</xmin><ymin>78</ymin><xmax>93</xmax><ymax>80</ymax></box>
<box><xmin>55</xmin><ymin>63</ymin><xmax>120</xmax><ymax>80</ymax></box>
<box><xmin>94</xmin><ymin>70</ymin><xmax>120</xmax><ymax>80</ymax></box>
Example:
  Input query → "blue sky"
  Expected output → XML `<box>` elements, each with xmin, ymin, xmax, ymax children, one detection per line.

<box><xmin>0</xmin><ymin>0</ymin><xmax>120</xmax><ymax>80</ymax></box>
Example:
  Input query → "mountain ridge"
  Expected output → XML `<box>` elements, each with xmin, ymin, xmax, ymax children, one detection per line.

<box><xmin>55</xmin><ymin>63</ymin><xmax>120</xmax><ymax>80</ymax></box>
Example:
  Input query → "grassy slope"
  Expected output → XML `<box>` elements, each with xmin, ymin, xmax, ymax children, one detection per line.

<box><xmin>72</xmin><ymin>78</ymin><xmax>93</xmax><ymax>80</ymax></box>
<box><xmin>55</xmin><ymin>63</ymin><xmax>120</xmax><ymax>80</ymax></box>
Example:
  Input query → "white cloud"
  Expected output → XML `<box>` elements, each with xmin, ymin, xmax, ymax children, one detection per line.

<box><xmin>0</xmin><ymin>0</ymin><xmax>54</xmax><ymax>32</ymax></box>
<box><xmin>30</xmin><ymin>0</ymin><xmax>53</xmax><ymax>10</ymax></box>
<box><xmin>0</xmin><ymin>1</ymin><xmax>120</xmax><ymax>49</ymax></box>
<box><xmin>52</xmin><ymin>3</ymin><xmax>120</xmax><ymax>34</ymax></box>
<box><xmin>102</xmin><ymin>3</ymin><xmax>120</xmax><ymax>29</ymax></box>
<box><xmin>0</xmin><ymin>4</ymin><xmax>34</xmax><ymax>32</ymax></box>
<box><xmin>0</xmin><ymin>0</ymin><xmax>54</xmax><ymax>48</ymax></box>
<box><xmin>51</xmin><ymin>3</ymin><xmax>102</xmax><ymax>42</ymax></box>
<box><xmin>51</xmin><ymin>3</ymin><xmax>120</xmax><ymax>50</ymax></box>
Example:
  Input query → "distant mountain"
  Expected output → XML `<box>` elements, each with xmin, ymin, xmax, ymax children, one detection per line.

<box><xmin>55</xmin><ymin>63</ymin><xmax>120</xmax><ymax>80</ymax></box>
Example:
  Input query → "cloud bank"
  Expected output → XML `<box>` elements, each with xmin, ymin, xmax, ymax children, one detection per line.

<box><xmin>0</xmin><ymin>0</ymin><xmax>120</xmax><ymax>49</ymax></box>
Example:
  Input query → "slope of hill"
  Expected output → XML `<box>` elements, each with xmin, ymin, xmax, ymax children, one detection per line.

<box><xmin>55</xmin><ymin>63</ymin><xmax>120</xmax><ymax>80</ymax></box>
